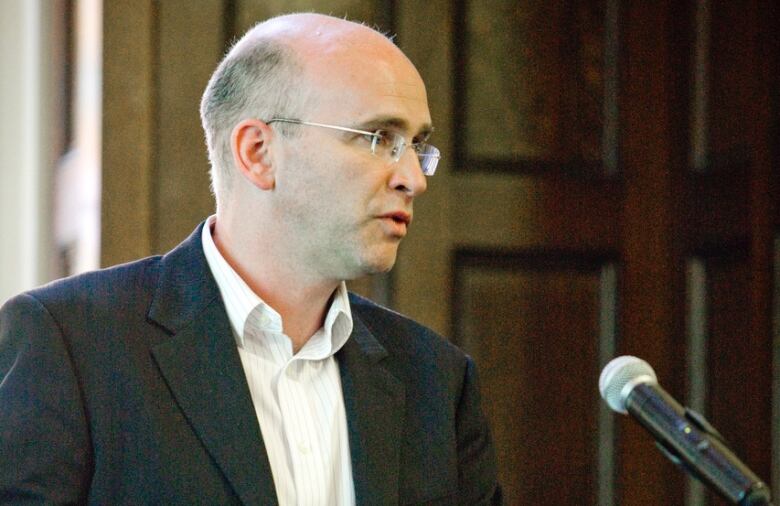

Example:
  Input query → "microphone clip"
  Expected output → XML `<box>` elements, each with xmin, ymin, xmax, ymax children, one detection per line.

<box><xmin>651</xmin><ymin>406</ymin><xmax>772</xmax><ymax>506</ymax></box>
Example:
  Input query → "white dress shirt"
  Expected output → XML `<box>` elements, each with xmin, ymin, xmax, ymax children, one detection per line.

<box><xmin>201</xmin><ymin>215</ymin><xmax>356</xmax><ymax>506</ymax></box>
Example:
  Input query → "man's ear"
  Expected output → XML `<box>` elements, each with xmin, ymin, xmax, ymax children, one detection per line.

<box><xmin>230</xmin><ymin>119</ymin><xmax>276</xmax><ymax>190</ymax></box>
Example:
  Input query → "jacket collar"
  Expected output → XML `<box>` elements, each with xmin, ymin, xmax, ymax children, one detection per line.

<box><xmin>147</xmin><ymin>223</ymin><xmax>278</xmax><ymax>506</ymax></box>
<box><xmin>338</xmin><ymin>304</ymin><xmax>405</xmax><ymax>505</ymax></box>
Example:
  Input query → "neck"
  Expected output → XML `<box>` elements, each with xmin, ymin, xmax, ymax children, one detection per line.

<box><xmin>212</xmin><ymin>216</ymin><xmax>339</xmax><ymax>353</ymax></box>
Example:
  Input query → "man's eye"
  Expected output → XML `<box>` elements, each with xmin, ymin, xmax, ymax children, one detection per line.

<box><xmin>411</xmin><ymin>137</ymin><xmax>426</xmax><ymax>151</ymax></box>
<box><xmin>372</xmin><ymin>130</ymin><xmax>393</xmax><ymax>147</ymax></box>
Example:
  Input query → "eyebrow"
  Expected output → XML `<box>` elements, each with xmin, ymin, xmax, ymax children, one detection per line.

<box><xmin>355</xmin><ymin>115</ymin><xmax>434</xmax><ymax>140</ymax></box>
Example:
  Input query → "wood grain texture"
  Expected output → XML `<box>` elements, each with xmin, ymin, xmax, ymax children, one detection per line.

<box><xmin>454</xmin><ymin>254</ymin><xmax>604</xmax><ymax>505</ymax></box>
<box><xmin>459</xmin><ymin>0</ymin><xmax>604</xmax><ymax>166</ymax></box>
<box><xmin>101</xmin><ymin>0</ymin><xmax>156</xmax><ymax>265</ymax></box>
<box><xmin>154</xmin><ymin>0</ymin><xmax>224</xmax><ymax>253</ymax></box>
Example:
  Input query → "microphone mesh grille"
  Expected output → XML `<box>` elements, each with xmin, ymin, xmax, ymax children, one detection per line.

<box><xmin>599</xmin><ymin>356</ymin><xmax>656</xmax><ymax>413</ymax></box>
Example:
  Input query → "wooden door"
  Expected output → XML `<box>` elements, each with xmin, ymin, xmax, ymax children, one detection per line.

<box><xmin>390</xmin><ymin>1</ymin><xmax>779</xmax><ymax>505</ymax></box>
<box><xmin>101</xmin><ymin>1</ymin><xmax>778</xmax><ymax>504</ymax></box>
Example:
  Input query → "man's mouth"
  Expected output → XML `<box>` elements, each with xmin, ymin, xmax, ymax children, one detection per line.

<box><xmin>381</xmin><ymin>212</ymin><xmax>411</xmax><ymax>225</ymax></box>
<box><xmin>377</xmin><ymin>211</ymin><xmax>412</xmax><ymax>237</ymax></box>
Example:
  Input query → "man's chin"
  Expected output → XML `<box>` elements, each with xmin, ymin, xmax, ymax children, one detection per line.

<box><xmin>355</xmin><ymin>250</ymin><xmax>398</xmax><ymax>277</ymax></box>
<box><xmin>361</xmin><ymin>260</ymin><xmax>396</xmax><ymax>277</ymax></box>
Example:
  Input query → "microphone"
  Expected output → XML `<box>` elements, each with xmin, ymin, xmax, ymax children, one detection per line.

<box><xmin>599</xmin><ymin>355</ymin><xmax>773</xmax><ymax>506</ymax></box>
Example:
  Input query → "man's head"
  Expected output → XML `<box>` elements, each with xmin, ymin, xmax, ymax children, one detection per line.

<box><xmin>200</xmin><ymin>19</ymin><xmax>307</xmax><ymax>202</ymax></box>
<box><xmin>200</xmin><ymin>13</ymin><xmax>434</xmax><ymax>281</ymax></box>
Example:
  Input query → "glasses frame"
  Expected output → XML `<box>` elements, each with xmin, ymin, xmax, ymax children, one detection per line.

<box><xmin>265</xmin><ymin>118</ymin><xmax>440</xmax><ymax>176</ymax></box>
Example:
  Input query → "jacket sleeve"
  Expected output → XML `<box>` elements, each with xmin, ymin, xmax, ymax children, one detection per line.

<box><xmin>0</xmin><ymin>293</ymin><xmax>92</xmax><ymax>504</ymax></box>
<box><xmin>455</xmin><ymin>356</ymin><xmax>503</xmax><ymax>505</ymax></box>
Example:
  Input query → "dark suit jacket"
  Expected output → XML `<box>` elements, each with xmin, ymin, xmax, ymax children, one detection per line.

<box><xmin>0</xmin><ymin>224</ymin><xmax>500</xmax><ymax>505</ymax></box>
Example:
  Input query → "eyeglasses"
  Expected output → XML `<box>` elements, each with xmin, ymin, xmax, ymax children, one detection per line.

<box><xmin>265</xmin><ymin>118</ymin><xmax>440</xmax><ymax>176</ymax></box>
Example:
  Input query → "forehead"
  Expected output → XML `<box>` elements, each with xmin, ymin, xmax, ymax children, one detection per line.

<box><xmin>298</xmin><ymin>38</ymin><xmax>432</xmax><ymax>133</ymax></box>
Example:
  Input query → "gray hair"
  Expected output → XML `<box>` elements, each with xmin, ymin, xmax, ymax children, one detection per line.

<box><xmin>200</xmin><ymin>34</ymin><xmax>306</xmax><ymax>203</ymax></box>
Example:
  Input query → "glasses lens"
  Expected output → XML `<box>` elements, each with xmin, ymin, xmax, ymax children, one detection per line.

<box><xmin>390</xmin><ymin>132</ymin><xmax>406</xmax><ymax>160</ymax></box>
<box><xmin>376</xmin><ymin>130</ymin><xmax>440</xmax><ymax>176</ymax></box>
<box><xmin>417</xmin><ymin>144</ymin><xmax>440</xmax><ymax>176</ymax></box>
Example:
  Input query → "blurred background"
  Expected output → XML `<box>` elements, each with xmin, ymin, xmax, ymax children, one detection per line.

<box><xmin>1</xmin><ymin>1</ymin><xmax>777</xmax><ymax>504</ymax></box>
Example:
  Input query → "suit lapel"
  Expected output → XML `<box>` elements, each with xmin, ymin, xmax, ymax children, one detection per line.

<box><xmin>148</xmin><ymin>224</ymin><xmax>278</xmax><ymax>506</ymax></box>
<box><xmin>338</xmin><ymin>313</ymin><xmax>405</xmax><ymax>506</ymax></box>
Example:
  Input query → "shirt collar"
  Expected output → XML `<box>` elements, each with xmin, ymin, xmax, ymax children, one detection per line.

<box><xmin>201</xmin><ymin>215</ymin><xmax>353</xmax><ymax>355</ymax></box>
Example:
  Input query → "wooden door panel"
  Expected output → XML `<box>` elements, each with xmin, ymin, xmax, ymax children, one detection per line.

<box><xmin>708</xmin><ymin>0</ymin><xmax>765</xmax><ymax>165</ymax></box>
<box><xmin>705</xmin><ymin>252</ymin><xmax>771</xmax><ymax>505</ymax></box>
<box><xmin>453</xmin><ymin>253</ymin><xmax>609</xmax><ymax>505</ymax></box>
<box><xmin>457</xmin><ymin>0</ymin><xmax>604</xmax><ymax>165</ymax></box>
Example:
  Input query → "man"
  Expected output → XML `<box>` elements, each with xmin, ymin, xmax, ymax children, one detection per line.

<box><xmin>0</xmin><ymin>13</ymin><xmax>500</xmax><ymax>505</ymax></box>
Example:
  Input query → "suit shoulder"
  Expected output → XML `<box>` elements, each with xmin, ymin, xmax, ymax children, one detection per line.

<box><xmin>8</xmin><ymin>256</ymin><xmax>163</xmax><ymax>314</ymax></box>
<box><xmin>348</xmin><ymin>291</ymin><xmax>439</xmax><ymax>338</ymax></box>
<box><xmin>348</xmin><ymin>292</ymin><xmax>466</xmax><ymax>363</ymax></box>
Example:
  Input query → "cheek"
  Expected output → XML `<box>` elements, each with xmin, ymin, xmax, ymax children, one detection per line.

<box><xmin>277</xmin><ymin>150</ymin><xmax>332</xmax><ymax>200</ymax></box>
<box><xmin>278</xmin><ymin>165</ymin><xmax>348</xmax><ymax>226</ymax></box>
<box><xmin>281</xmin><ymin>145</ymin><xmax>388</xmax><ymax>216</ymax></box>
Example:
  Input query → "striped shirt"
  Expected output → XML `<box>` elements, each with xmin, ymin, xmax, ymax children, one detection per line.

<box><xmin>201</xmin><ymin>215</ymin><xmax>356</xmax><ymax>505</ymax></box>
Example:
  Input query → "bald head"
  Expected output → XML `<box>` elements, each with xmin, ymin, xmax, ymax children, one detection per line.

<box><xmin>244</xmin><ymin>13</ymin><xmax>408</xmax><ymax>64</ymax></box>
<box><xmin>238</xmin><ymin>13</ymin><xmax>390</xmax><ymax>45</ymax></box>
<box><xmin>200</xmin><ymin>13</ymin><xmax>413</xmax><ymax>207</ymax></box>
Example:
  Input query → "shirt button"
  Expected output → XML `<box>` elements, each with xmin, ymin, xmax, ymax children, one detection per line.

<box><xmin>298</xmin><ymin>442</ymin><xmax>310</xmax><ymax>454</ymax></box>
<box><xmin>287</xmin><ymin>361</ymin><xmax>303</xmax><ymax>377</ymax></box>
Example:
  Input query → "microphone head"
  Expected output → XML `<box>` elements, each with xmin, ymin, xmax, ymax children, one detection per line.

<box><xmin>599</xmin><ymin>356</ymin><xmax>657</xmax><ymax>414</ymax></box>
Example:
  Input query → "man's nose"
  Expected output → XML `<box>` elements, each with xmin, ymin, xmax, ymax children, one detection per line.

<box><xmin>389</xmin><ymin>149</ymin><xmax>428</xmax><ymax>197</ymax></box>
